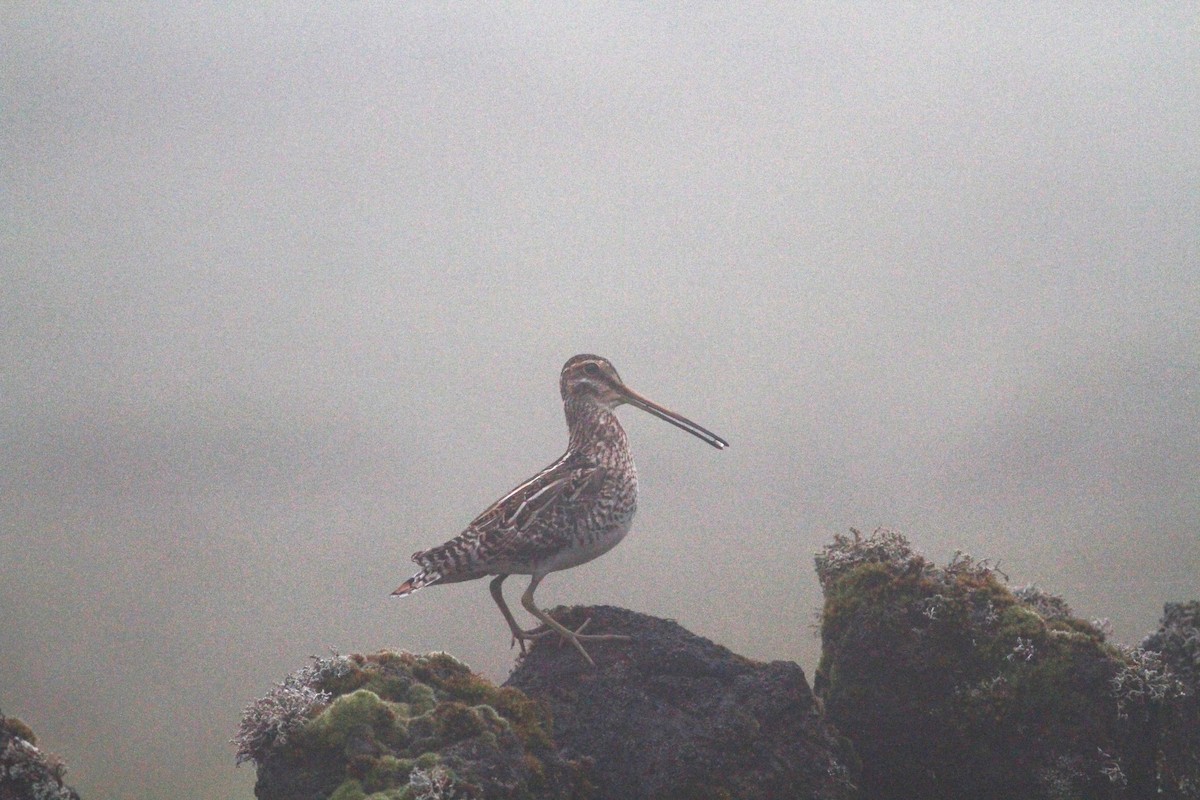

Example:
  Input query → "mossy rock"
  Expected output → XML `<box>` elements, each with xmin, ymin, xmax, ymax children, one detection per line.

<box><xmin>0</xmin><ymin>713</ymin><xmax>81</xmax><ymax>800</ymax></box>
<box><xmin>815</xmin><ymin>529</ymin><xmax>1176</xmax><ymax>800</ymax></box>
<box><xmin>246</xmin><ymin>651</ymin><xmax>591</xmax><ymax>800</ymax></box>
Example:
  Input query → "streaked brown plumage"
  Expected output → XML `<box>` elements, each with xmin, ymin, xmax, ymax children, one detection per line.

<box><xmin>392</xmin><ymin>354</ymin><xmax>727</xmax><ymax>664</ymax></box>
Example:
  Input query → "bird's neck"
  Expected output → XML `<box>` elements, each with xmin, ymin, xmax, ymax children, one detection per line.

<box><xmin>564</xmin><ymin>397</ymin><xmax>629</xmax><ymax>460</ymax></box>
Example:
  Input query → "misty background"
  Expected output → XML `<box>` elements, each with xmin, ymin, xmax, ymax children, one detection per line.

<box><xmin>2</xmin><ymin>5</ymin><xmax>1197</xmax><ymax>799</ymax></box>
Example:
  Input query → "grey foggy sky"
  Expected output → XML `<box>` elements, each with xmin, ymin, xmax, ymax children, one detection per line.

<box><xmin>2</xmin><ymin>5</ymin><xmax>1198</xmax><ymax>799</ymax></box>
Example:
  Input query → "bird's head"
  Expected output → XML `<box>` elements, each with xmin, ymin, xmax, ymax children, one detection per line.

<box><xmin>559</xmin><ymin>354</ymin><xmax>728</xmax><ymax>449</ymax></box>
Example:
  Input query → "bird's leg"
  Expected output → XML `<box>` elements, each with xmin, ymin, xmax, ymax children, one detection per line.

<box><xmin>520</xmin><ymin>576</ymin><xmax>630</xmax><ymax>666</ymax></box>
<box><xmin>489</xmin><ymin>575</ymin><xmax>549</xmax><ymax>654</ymax></box>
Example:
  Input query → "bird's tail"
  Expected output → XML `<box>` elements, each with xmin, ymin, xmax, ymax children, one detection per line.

<box><xmin>391</xmin><ymin>568</ymin><xmax>441</xmax><ymax>597</ymax></box>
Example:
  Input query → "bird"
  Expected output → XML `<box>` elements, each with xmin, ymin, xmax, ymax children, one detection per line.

<box><xmin>392</xmin><ymin>354</ymin><xmax>728</xmax><ymax>665</ymax></box>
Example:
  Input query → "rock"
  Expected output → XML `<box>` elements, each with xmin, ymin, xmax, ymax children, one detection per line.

<box><xmin>0</xmin><ymin>713</ymin><xmax>81</xmax><ymax>800</ymax></box>
<box><xmin>239</xmin><ymin>539</ymin><xmax>1197</xmax><ymax>800</ymax></box>
<box><xmin>505</xmin><ymin>605</ymin><xmax>860</xmax><ymax>800</ymax></box>
<box><xmin>1140</xmin><ymin>601</ymin><xmax>1200</xmax><ymax>798</ymax></box>
<box><xmin>240</xmin><ymin>610</ymin><xmax>859</xmax><ymax>800</ymax></box>
<box><xmin>237</xmin><ymin>651</ymin><xmax>589</xmax><ymax>800</ymax></box>
<box><xmin>814</xmin><ymin>527</ymin><xmax>1187</xmax><ymax>800</ymax></box>
<box><xmin>1142</xmin><ymin>601</ymin><xmax>1200</xmax><ymax>686</ymax></box>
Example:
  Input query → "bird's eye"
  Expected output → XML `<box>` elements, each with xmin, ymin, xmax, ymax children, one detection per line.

<box><xmin>584</xmin><ymin>363</ymin><xmax>600</xmax><ymax>376</ymax></box>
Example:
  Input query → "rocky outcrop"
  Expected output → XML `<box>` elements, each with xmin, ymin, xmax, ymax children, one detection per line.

<box><xmin>240</xmin><ymin>533</ymin><xmax>1194</xmax><ymax>800</ymax></box>
<box><xmin>814</xmin><ymin>528</ymin><xmax>1192</xmax><ymax>800</ymax></box>
<box><xmin>240</xmin><ymin>611</ymin><xmax>859</xmax><ymax>800</ymax></box>
<box><xmin>506</xmin><ymin>605</ymin><xmax>859</xmax><ymax>800</ymax></box>
<box><xmin>1</xmin><ymin>713</ymin><xmax>81</xmax><ymax>800</ymax></box>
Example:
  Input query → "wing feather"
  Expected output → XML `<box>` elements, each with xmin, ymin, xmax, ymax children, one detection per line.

<box><xmin>407</xmin><ymin>452</ymin><xmax>607</xmax><ymax>580</ymax></box>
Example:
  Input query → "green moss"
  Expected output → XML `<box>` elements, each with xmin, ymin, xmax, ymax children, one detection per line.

<box><xmin>996</xmin><ymin>603</ymin><xmax>1044</xmax><ymax>635</ymax></box>
<box><xmin>318</xmin><ymin>657</ymin><xmax>371</xmax><ymax>696</ymax></box>
<box><xmin>332</xmin><ymin>776</ymin><xmax>412</xmax><ymax>800</ymax></box>
<box><xmin>495</xmin><ymin>686</ymin><xmax>554</xmax><ymax>750</ymax></box>
<box><xmin>329</xmin><ymin>779</ymin><xmax>367</xmax><ymax>800</ymax></box>
<box><xmin>361</xmin><ymin>674</ymin><xmax>411</xmax><ymax>703</ymax></box>
<box><xmin>661</xmin><ymin>783</ymin><xmax>734</xmax><ymax>800</ymax></box>
<box><xmin>247</xmin><ymin>650</ymin><xmax>586</xmax><ymax>799</ymax></box>
<box><xmin>521</xmin><ymin>753</ymin><xmax>546</xmax><ymax>788</ymax></box>
<box><xmin>370</xmin><ymin>651</ymin><xmax>407</xmax><ymax>668</ymax></box>
<box><xmin>363</xmin><ymin>755</ymin><xmax>414</xmax><ymax>793</ymax></box>
<box><xmin>471</xmin><ymin>703</ymin><xmax>508</xmax><ymax>731</ymax></box>
<box><xmin>405</xmin><ymin>653</ymin><xmax>553</xmax><ymax>752</ymax></box>
<box><xmin>365</xmin><ymin>789</ymin><xmax>410</xmax><ymax>800</ymax></box>
<box><xmin>819</xmin><ymin>562</ymin><xmax>905</xmax><ymax>645</ymax></box>
<box><xmin>0</xmin><ymin>715</ymin><xmax>36</xmax><ymax>745</ymax></box>
<box><xmin>1047</xmin><ymin>616</ymin><xmax>1105</xmax><ymax>640</ymax></box>
<box><xmin>412</xmin><ymin>652</ymin><xmax>495</xmax><ymax>705</ymax></box>
<box><xmin>360</xmin><ymin>786</ymin><xmax>408</xmax><ymax>800</ymax></box>
<box><xmin>430</xmin><ymin>701</ymin><xmax>488</xmax><ymax>742</ymax></box>
<box><xmin>405</xmin><ymin>682</ymin><xmax>436</xmax><ymax>715</ymax></box>
<box><xmin>816</xmin><ymin>529</ymin><xmax>1151</xmax><ymax>800</ymax></box>
<box><xmin>301</xmin><ymin>689</ymin><xmax>408</xmax><ymax>753</ymax></box>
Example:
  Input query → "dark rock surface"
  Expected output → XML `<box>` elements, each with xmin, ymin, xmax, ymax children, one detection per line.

<box><xmin>505</xmin><ymin>605</ymin><xmax>860</xmax><ymax>800</ymax></box>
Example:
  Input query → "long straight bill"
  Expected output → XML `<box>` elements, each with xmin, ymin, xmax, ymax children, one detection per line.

<box><xmin>621</xmin><ymin>387</ymin><xmax>729</xmax><ymax>450</ymax></box>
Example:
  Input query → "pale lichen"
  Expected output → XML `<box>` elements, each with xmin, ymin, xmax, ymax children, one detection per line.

<box><xmin>1111</xmin><ymin>645</ymin><xmax>1184</xmax><ymax>721</ymax></box>
<box><xmin>814</xmin><ymin>528</ymin><xmax>919</xmax><ymax>588</ymax></box>
<box><xmin>232</xmin><ymin>653</ymin><xmax>353</xmax><ymax>765</ymax></box>
<box><xmin>1012</xmin><ymin>585</ymin><xmax>1073</xmax><ymax>621</ymax></box>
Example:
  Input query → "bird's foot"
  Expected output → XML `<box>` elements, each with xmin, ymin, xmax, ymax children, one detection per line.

<box><xmin>509</xmin><ymin>627</ymin><xmax>553</xmax><ymax>655</ymax></box>
<box><xmin>519</xmin><ymin>616</ymin><xmax>595</xmax><ymax>646</ymax></box>
<box><xmin>555</xmin><ymin>615</ymin><xmax>633</xmax><ymax>643</ymax></box>
<box><xmin>534</xmin><ymin>615</ymin><xmax>632</xmax><ymax>664</ymax></box>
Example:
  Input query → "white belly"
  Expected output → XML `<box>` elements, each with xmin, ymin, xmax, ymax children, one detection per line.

<box><xmin>540</xmin><ymin>519</ymin><xmax>631</xmax><ymax>574</ymax></box>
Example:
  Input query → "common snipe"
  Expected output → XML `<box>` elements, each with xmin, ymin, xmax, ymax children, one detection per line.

<box><xmin>392</xmin><ymin>354</ymin><xmax>727</xmax><ymax>664</ymax></box>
